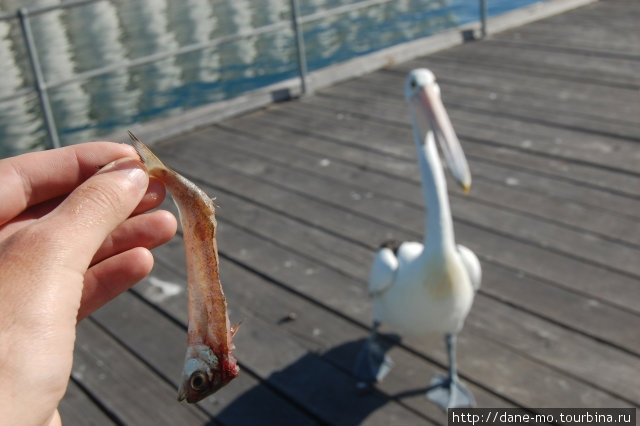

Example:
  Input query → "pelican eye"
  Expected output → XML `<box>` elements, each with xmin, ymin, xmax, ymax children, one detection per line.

<box><xmin>190</xmin><ymin>372</ymin><xmax>207</xmax><ymax>391</ymax></box>
<box><xmin>410</xmin><ymin>79</ymin><xmax>417</xmax><ymax>89</ymax></box>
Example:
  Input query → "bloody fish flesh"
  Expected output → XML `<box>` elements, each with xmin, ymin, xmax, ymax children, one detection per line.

<box><xmin>129</xmin><ymin>132</ymin><xmax>239</xmax><ymax>403</ymax></box>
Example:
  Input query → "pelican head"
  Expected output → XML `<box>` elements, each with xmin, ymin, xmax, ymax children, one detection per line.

<box><xmin>405</xmin><ymin>68</ymin><xmax>472</xmax><ymax>192</ymax></box>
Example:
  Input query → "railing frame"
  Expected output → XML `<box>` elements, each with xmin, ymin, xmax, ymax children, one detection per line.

<box><xmin>480</xmin><ymin>0</ymin><xmax>488</xmax><ymax>38</ymax></box>
<box><xmin>17</xmin><ymin>8</ymin><xmax>61</xmax><ymax>149</ymax></box>
<box><xmin>2</xmin><ymin>0</ymin><xmax>488</xmax><ymax>149</ymax></box>
<box><xmin>290</xmin><ymin>0</ymin><xmax>310</xmax><ymax>95</ymax></box>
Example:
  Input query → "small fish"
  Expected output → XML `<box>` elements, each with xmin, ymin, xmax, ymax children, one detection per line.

<box><xmin>129</xmin><ymin>132</ymin><xmax>239</xmax><ymax>403</ymax></box>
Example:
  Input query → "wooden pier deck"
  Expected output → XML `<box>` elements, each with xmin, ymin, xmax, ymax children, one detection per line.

<box><xmin>61</xmin><ymin>1</ymin><xmax>639</xmax><ymax>424</ymax></box>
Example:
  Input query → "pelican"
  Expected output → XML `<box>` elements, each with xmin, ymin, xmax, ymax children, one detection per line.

<box><xmin>354</xmin><ymin>69</ymin><xmax>481</xmax><ymax>410</ymax></box>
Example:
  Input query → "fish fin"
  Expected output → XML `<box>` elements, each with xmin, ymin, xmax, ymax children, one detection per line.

<box><xmin>231</xmin><ymin>321</ymin><xmax>242</xmax><ymax>337</ymax></box>
<box><xmin>128</xmin><ymin>131</ymin><xmax>169</xmax><ymax>172</ymax></box>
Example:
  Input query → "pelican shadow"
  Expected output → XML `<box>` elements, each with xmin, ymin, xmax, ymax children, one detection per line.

<box><xmin>212</xmin><ymin>337</ymin><xmax>410</xmax><ymax>425</ymax></box>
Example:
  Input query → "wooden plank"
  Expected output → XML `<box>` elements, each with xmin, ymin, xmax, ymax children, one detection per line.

<box><xmin>426</xmin><ymin>72</ymin><xmax>639</xmax><ymax>142</ymax></box>
<box><xmin>153</xmin><ymin>167</ymin><xmax>640</xmax><ymax>405</ymax></box>
<box><xmin>253</xmin><ymin>101</ymin><xmax>640</xmax><ymax>218</ymax></box>
<box><xmin>155</xmin><ymin>134</ymin><xmax>640</xmax><ymax>318</ymax></box>
<box><xmin>158</xmin><ymin>147</ymin><xmax>639</xmax><ymax>361</ymax></box>
<box><xmin>493</xmin><ymin>2</ymin><xmax>640</xmax><ymax>54</ymax></box>
<box><xmin>311</xmin><ymin>73</ymin><xmax>640</xmax><ymax>174</ymax></box>
<box><xmin>151</xmin><ymin>232</ymin><xmax>629</xmax><ymax>411</ymax></box>
<box><xmin>198</xmin><ymin>125</ymin><xmax>640</xmax><ymax>277</ymax></box>
<box><xmin>226</xmin><ymin>107</ymin><xmax>640</xmax><ymax>203</ymax></box>
<box><xmin>257</xmin><ymin>98</ymin><xmax>640</xmax><ymax>227</ymax></box>
<box><xmin>72</xmin><ymin>321</ymin><xmax>211</xmax><ymax>426</ymax></box>
<box><xmin>91</xmin><ymin>291</ymin><xmax>317</xmax><ymax>424</ymax></box>
<box><xmin>440</xmin><ymin>86</ymin><xmax>640</xmax><ymax>140</ymax></box>
<box><xmin>157</xmin><ymin>138</ymin><xmax>411</xmax><ymax>250</ymax></box>
<box><xmin>152</xmin><ymin>140</ymin><xmax>640</xmax><ymax>348</ymax></box>
<box><xmin>476</xmin><ymin>259</ymin><xmax>640</xmax><ymax>361</ymax></box>
<box><xmin>498</xmin><ymin>25</ymin><xmax>640</xmax><ymax>56</ymax></box>
<box><xmin>310</xmin><ymin>93</ymin><xmax>640</xmax><ymax>217</ymax></box>
<box><xmin>390</xmin><ymin>60</ymin><xmax>640</xmax><ymax>125</ymax></box>
<box><xmin>198</xmin><ymin>184</ymin><xmax>372</xmax><ymax>280</ymax></box>
<box><xmin>144</xmin><ymin>156</ymin><xmax>640</xmax><ymax>407</ymax></box>
<box><xmin>483</xmin><ymin>37</ymin><xmax>640</xmax><ymax>63</ymax></box>
<box><xmin>137</xmin><ymin>251</ymin><xmax>442</xmax><ymax>425</ymax></box>
<box><xmin>319</xmin><ymin>69</ymin><xmax>640</xmax><ymax>156</ymax></box>
<box><xmin>399</xmin><ymin>56</ymin><xmax>640</xmax><ymax>118</ymax></box>
<box><xmin>467</xmin><ymin>294</ymin><xmax>640</xmax><ymax>404</ymax></box>
<box><xmin>92</xmin><ymin>290</ymin><xmax>320</xmax><ymax>426</ymax></box>
<box><xmin>148</xmin><ymin>201</ymin><xmax>637</xmax><ymax>408</ymax></box>
<box><xmin>207</xmin><ymin>170</ymin><xmax>640</xmax><ymax>371</ymax></box>
<box><xmin>433</xmin><ymin>38</ymin><xmax>640</xmax><ymax>87</ymax></box>
<box><xmin>461</xmin><ymin>142</ymin><xmax>640</xmax><ymax>200</ymax></box>
<box><xmin>58</xmin><ymin>381</ymin><xmax>117</xmax><ymax>426</ymax></box>
<box><xmin>394</xmin><ymin>57</ymin><xmax>640</xmax><ymax>123</ymax></box>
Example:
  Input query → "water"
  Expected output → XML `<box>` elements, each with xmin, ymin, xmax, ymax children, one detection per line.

<box><xmin>0</xmin><ymin>0</ymin><xmax>543</xmax><ymax>157</ymax></box>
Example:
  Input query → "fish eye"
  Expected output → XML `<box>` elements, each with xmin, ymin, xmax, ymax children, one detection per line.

<box><xmin>190</xmin><ymin>372</ymin><xmax>207</xmax><ymax>391</ymax></box>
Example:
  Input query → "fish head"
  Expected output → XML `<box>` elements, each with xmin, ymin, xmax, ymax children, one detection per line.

<box><xmin>177</xmin><ymin>344</ymin><xmax>239</xmax><ymax>403</ymax></box>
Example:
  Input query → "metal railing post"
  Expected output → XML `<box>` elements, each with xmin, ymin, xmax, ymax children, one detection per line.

<box><xmin>289</xmin><ymin>0</ymin><xmax>310</xmax><ymax>95</ymax></box>
<box><xmin>18</xmin><ymin>7</ymin><xmax>61</xmax><ymax>149</ymax></box>
<box><xmin>480</xmin><ymin>0</ymin><xmax>487</xmax><ymax>38</ymax></box>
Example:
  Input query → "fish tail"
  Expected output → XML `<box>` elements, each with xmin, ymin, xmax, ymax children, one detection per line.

<box><xmin>128</xmin><ymin>131</ymin><xmax>168</xmax><ymax>173</ymax></box>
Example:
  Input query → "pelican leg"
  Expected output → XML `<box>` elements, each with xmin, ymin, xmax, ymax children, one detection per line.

<box><xmin>426</xmin><ymin>334</ymin><xmax>475</xmax><ymax>410</ymax></box>
<box><xmin>354</xmin><ymin>321</ymin><xmax>394</xmax><ymax>392</ymax></box>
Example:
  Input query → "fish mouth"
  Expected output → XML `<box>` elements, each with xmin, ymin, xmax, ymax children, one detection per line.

<box><xmin>177</xmin><ymin>387</ymin><xmax>188</xmax><ymax>402</ymax></box>
<box><xmin>177</xmin><ymin>378</ymin><xmax>228</xmax><ymax>404</ymax></box>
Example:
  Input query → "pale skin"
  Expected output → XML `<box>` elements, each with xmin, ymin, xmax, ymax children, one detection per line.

<box><xmin>0</xmin><ymin>142</ymin><xmax>178</xmax><ymax>426</ymax></box>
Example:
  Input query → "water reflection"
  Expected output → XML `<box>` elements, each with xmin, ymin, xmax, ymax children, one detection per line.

<box><xmin>28</xmin><ymin>0</ymin><xmax>93</xmax><ymax>143</ymax></box>
<box><xmin>170</xmin><ymin>0</ymin><xmax>220</xmax><ymax>84</ymax></box>
<box><xmin>65</xmin><ymin>1</ymin><xmax>140</xmax><ymax>139</ymax></box>
<box><xmin>219</xmin><ymin>0</ymin><xmax>258</xmax><ymax>81</ymax></box>
<box><xmin>0</xmin><ymin>0</ymin><xmax>541</xmax><ymax>157</ymax></box>
<box><xmin>306</xmin><ymin>0</ymin><xmax>342</xmax><ymax>66</ymax></box>
<box><xmin>253</xmin><ymin>0</ymin><xmax>292</xmax><ymax>78</ymax></box>
<box><xmin>0</xmin><ymin>20</ymin><xmax>40</xmax><ymax>156</ymax></box>
<box><xmin>116</xmin><ymin>0</ymin><xmax>182</xmax><ymax>121</ymax></box>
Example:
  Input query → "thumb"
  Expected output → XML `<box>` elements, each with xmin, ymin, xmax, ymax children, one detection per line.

<box><xmin>45</xmin><ymin>157</ymin><xmax>149</xmax><ymax>272</ymax></box>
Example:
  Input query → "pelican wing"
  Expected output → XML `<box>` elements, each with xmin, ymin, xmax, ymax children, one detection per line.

<box><xmin>457</xmin><ymin>245</ymin><xmax>481</xmax><ymax>291</ymax></box>
<box><xmin>368</xmin><ymin>247</ymin><xmax>398</xmax><ymax>297</ymax></box>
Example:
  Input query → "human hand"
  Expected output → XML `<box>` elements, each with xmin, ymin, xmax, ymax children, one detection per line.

<box><xmin>0</xmin><ymin>142</ymin><xmax>178</xmax><ymax>426</ymax></box>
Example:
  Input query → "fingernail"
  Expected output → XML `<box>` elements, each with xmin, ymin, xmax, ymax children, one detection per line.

<box><xmin>97</xmin><ymin>158</ymin><xmax>148</xmax><ymax>191</ymax></box>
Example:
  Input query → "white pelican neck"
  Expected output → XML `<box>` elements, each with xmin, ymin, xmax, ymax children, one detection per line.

<box><xmin>416</xmin><ymin>131</ymin><xmax>456</xmax><ymax>255</ymax></box>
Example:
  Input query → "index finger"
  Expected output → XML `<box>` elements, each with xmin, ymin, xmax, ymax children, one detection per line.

<box><xmin>0</xmin><ymin>142</ymin><xmax>138</xmax><ymax>226</ymax></box>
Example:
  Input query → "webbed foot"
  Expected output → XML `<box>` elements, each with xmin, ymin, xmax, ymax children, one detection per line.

<box><xmin>426</xmin><ymin>373</ymin><xmax>475</xmax><ymax>410</ymax></box>
<box><xmin>353</xmin><ymin>324</ymin><xmax>394</xmax><ymax>392</ymax></box>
